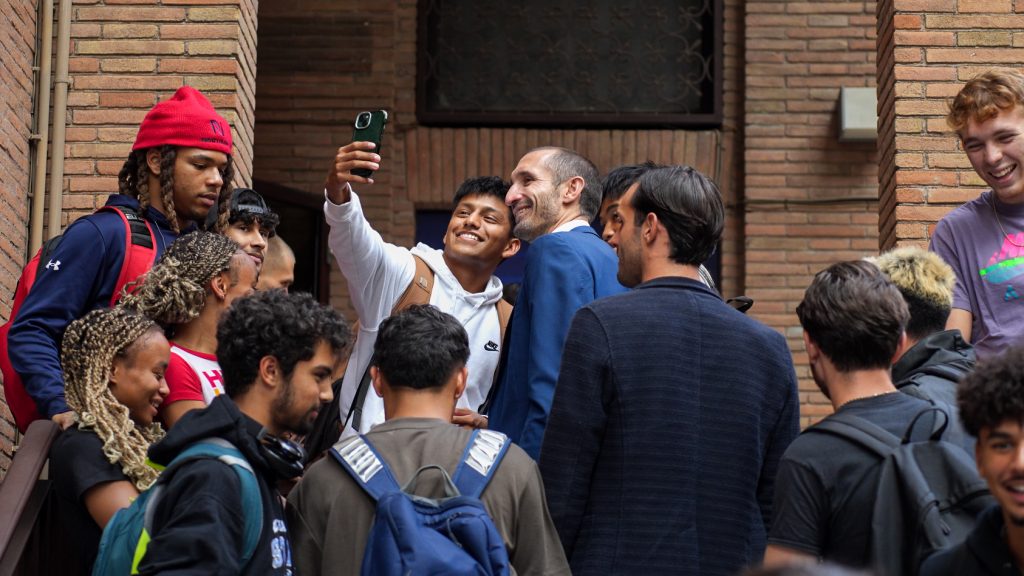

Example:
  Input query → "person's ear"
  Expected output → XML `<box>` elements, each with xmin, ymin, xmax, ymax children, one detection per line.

<box><xmin>562</xmin><ymin>176</ymin><xmax>584</xmax><ymax>205</ymax></box>
<box><xmin>371</xmin><ymin>366</ymin><xmax>384</xmax><ymax>398</ymax></box>
<box><xmin>258</xmin><ymin>356</ymin><xmax>280</xmax><ymax>388</ymax></box>
<box><xmin>642</xmin><ymin>212</ymin><xmax>659</xmax><ymax>245</ymax></box>
<box><xmin>146</xmin><ymin>148</ymin><xmax>162</xmax><ymax>177</ymax></box>
<box><xmin>891</xmin><ymin>331</ymin><xmax>910</xmax><ymax>365</ymax></box>
<box><xmin>803</xmin><ymin>332</ymin><xmax>820</xmax><ymax>365</ymax></box>
<box><xmin>454</xmin><ymin>366</ymin><xmax>468</xmax><ymax>400</ymax></box>
<box><xmin>108</xmin><ymin>358</ymin><xmax>124</xmax><ymax>388</ymax></box>
<box><xmin>501</xmin><ymin>237</ymin><xmax>521</xmax><ymax>260</ymax></box>
<box><xmin>210</xmin><ymin>271</ymin><xmax>230</xmax><ymax>301</ymax></box>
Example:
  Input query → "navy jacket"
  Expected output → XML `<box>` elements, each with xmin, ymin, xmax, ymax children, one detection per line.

<box><xmin>485</xmin><ymin>226</ymin><xmax>625</xmax><ymax>459</ymax></box>
<box><xmin>539</xmin><ymin>277</ymin><xmax>800</xmax><ymax>575</ymax></box>
<box><xmin>8</xmin><ymin>194</ymin><xmax>179</xmax><ymax>417</ymax></box>
<box><xmin>920</xmin><ymin>505</ymin><xmax>1018</xmax><ymax>576</ymax></box>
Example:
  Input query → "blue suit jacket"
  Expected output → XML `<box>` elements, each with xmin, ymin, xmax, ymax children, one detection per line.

<box><xmin>539</xmin><ymin>277</ymin><xmax>800</xmax><ymax>574</ymax></box>
<box><xmin>485</xmin><ymin>226</ymin><xmax>625</xmax><ymax>459</ymax></box>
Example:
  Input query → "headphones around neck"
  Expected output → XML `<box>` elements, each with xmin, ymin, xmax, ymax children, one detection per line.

<box><xmin>256</xmin><ymin>428</ymin><xmax>307</xmax><ymax>480</ymax></box>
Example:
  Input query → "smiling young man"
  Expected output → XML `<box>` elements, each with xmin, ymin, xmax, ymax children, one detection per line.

<box><xmin>321</xmin><ymin>142</ymin><xmax>520</xmax><ymax>442</ymax></box>
<box><xmin>7</xmin><ymin>85</ymin><xmax>233</xmax><ymax>431</ymax></box>
<box><xmin>931</xmin><ymin>69</ymin><xmax>1024</xmax><ymax>359</ymax></box>
<box><xmin>921</xmin><ymin>346</ymin><xmax>1024</xmax><ymax>575</ymax></box>
<box><xmin>136</xmin><ymin>289</ymin><xmax>349</xmax><ymax>574</ymax></box>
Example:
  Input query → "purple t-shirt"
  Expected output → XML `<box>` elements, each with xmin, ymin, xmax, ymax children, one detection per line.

<box><xmin>930</xmin><ymin>189</ymin><xmax>1024</xmax><ymax>359</ymax></box>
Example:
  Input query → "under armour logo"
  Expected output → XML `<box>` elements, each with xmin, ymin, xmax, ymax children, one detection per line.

<box><xmin>210</xmin><ymin>120</ymin><xmax>225</xmax><ymax>137</ymax></box>
<box><xmin>484</xmin><ymin>341</ymin><xmax>498</xmax><ymax>352</ymax></box>
<box><xmin>45</xmin><ymin>259</ymin><xmax>61</xmax><ymax>271</ymax></box>
<box><xmin>1006</xmin><ymin>285</ymin><xmax>1020</xmax><ymax>301</ymax></box>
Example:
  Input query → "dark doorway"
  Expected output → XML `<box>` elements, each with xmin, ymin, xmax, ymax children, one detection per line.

<box><xmin>252</xmin><ymin>179</ymin><xmax>330</xmax><ymax>302</ymax></box>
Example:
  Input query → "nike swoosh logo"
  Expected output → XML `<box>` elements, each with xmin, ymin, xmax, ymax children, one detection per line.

<box><xmin>484</xmin><ymin>341</ymin><xmax>499</xmax><ymax>352</ymax></box>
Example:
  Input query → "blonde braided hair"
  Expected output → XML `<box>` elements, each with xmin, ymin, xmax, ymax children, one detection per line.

<box><xmin>62</xmin><ymin>308</ymin><xmax>165</xmax><ymax>491</ymax></box>
<box><xmin>120</xmin><ymin>231</ymin><xmax>240</xmax><ymax>327</ymax></box>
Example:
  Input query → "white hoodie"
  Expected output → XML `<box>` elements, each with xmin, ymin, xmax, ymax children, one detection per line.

<box><xmin>325</xmin><ymin>191</ymin><xmax>506</xmax><ymax>439</ymax></box>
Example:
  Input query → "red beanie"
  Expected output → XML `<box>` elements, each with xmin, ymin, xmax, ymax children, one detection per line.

<box><xmin>132</xmin><ymin>86</ymin><xmax>232</xmax><ymax>154</ymax></box>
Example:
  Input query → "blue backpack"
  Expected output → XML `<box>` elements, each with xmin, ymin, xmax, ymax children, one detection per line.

<box><xmin>92</xmin><ymin>438</ymin><xmax>263</xmax><ymax>575</ymax></box>
<box><xmin>332</xmin><ymin>429</ymin><xmax>512</xmax><ymax>576</ymax></box>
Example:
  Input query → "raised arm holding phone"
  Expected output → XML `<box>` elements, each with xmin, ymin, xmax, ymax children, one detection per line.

<box><xmin>315</xmin><ymin>113</ymin><xmax>520</xmax><ymax>452</ymax></box>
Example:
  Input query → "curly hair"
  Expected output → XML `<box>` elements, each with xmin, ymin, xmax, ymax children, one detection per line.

<box><xmin>947</xmin><ymin>68</ymin><xmax>1024</xmax><ymax>133</ymax></box>
<box><xmin>871</xmin><ymin>246</ymin><xmax>955</xmax><ymax>340</ymax></box>
<box><xmin>958</xmin><ymin>346</ymin><xmax>1024</xmax><ymax>438</ymax></box>
<box><xmin>117</xmin><ymin>145</ymin><xmax>234</xmax><ymax>233</ymax></box>
<box><xmin>62</xmin><ymin>307</ymin><xmax>165</xmax><ymax>491</ymax></box>
<box><xmin>372</xmin><ymin>305</ymin><xmax>469</xmax><ymax>391</ymax></box>
<box><xmin>119</xmin><ymin>231</ymin><xmax>240</xmax><ymax>327</ymax></box>
<box><xmin>217</xmin><ymin>290</ymin><xmax>350</xmax><ymax>398</ymax></box>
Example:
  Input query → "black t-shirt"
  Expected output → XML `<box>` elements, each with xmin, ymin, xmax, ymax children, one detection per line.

<box><xmin>49</xmin><ymin>425</ymin><xmax>131</xmax><ymax>573</ymax></box>
<box><xmin>767</xmin><ymin>392</ymin><xmax>934</xmax><ymax>568</ymax></box>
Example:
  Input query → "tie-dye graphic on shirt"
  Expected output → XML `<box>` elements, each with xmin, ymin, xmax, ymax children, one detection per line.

<box><xmin>980</xmin><ymin>233</ymin><xmax>1024</xmax><ymax>301</ymax></box>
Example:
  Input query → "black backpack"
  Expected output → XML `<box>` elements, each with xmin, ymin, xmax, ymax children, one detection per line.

<box><xmin>808</xmin><ymin>407</ymin><xmax>993</xmax><ymax>576</ymax></box>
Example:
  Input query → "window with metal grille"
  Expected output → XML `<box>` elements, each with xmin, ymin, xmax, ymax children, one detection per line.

<box><xmin>417</xmin><ymin>0</ymin><xmax>723</xmax><ymax>127</ymax></box>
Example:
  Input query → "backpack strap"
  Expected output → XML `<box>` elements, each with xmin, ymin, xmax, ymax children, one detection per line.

<box><xmin>496</xmin><ymin>299</ymin><xmax>512</xmax><ymax>343</ymax></box>
<box><xmin>451</xmin><ymin>430</ymin><xmax>510</xmax><ymax>499</ymax></box>
<box><xmin>344</xmin><ymin>255</ymin><xmax>435</xmax><ymax>433</ymax></box>
<box><xmin>806</xmin><ymin>412</ymin><xmax>900</xmax><ymax>459</ymax></box>
<box><xmin>97</xmin><ymin>205</ymin><xmax>157</xmax><ymax>307</ymax></box>
<box><xmin>394</xmin><ymin>255</ymin><xmax>434</xmax><ymax>310</ymax></box>
<box><xmin>144</xmin><ymin>438</ymin><xmax>264</xmax><ymax>569</ymax></box>
<box><xmin>331</xmin><ymin>435</ymin><xmax>403</xmax><ymax>502</ymax></box>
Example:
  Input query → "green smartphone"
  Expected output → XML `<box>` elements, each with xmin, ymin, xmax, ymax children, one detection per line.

<box><xmin>351</xmin><ymin>110</ymin><xmax>388</xmax><ymax>178</ymax></box>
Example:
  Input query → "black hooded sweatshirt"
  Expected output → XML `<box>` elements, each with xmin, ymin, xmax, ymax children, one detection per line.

<box><xmin>892</xmin><ymin>329</ymin><xmax>977</xmax><ymax>456</ymax></box>
<box><xmin>136</xmin><ymin>396</ymin><xmax>294</xmax><ymax>575</ymax></box>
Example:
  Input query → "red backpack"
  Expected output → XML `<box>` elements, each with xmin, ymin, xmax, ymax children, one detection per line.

<box><xmin>0</xmin><ymin>205</ymin><xmax>157</xmax><ymax>432</ymax></box>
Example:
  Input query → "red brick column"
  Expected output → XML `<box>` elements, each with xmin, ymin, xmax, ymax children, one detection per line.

<box><xmin>0</xmin><ymin>0</ymin><xmax>39</xmax><ymax>478</ymax></box>
<box><xmin>63</xmin><ymin>0</ymin><xmax>258</xmax><ymax>225</ymax></box>
<box><xmin>878</xmin><ymin>0</ymin><xmax>1022</xmax><ymax>249</ymax></box>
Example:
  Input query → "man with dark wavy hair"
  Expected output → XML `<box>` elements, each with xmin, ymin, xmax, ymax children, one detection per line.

<box><xmin>540</xmin><ymin>165</ymin><xmax>798</xmax><ymax>575</ymax></box>
<box><xmin>765</xmin><ymin>261</ymin><xmax>935</xmax><ymax>569</ymax></box>
<box><xmin>921</xmin><ymin>346</ymin><xmax>1024</xmax><ymax>575</ymax></box>
<box><xmin>137</xmin><ymin>290</ymin><xmax>350</xmax><ymax>574</ymax></box>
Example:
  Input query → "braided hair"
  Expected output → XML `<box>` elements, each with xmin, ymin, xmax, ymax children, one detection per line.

<box><xmin>120</xmin><ymin>231</ymin><xmax>240</xmax><ymax>327</ymax></box>
<box><xmin>62</xmin><ymin>308</ymin><xmax>165</xmax><ymax>491</ymax></box>
<box><xmin>116</xmin><ymin>145</ymin><xmax>235</xmax><ymax>233</ymax></box>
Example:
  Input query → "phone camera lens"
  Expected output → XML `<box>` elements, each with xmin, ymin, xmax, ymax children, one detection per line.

<box><xmin>355</xmin><ymin>112</ymin><xmax>372</xmax><ymax>129</ymax></box>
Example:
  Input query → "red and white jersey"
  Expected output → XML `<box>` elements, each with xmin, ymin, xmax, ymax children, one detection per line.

<box><xmin>164</xmin><ymin>343</ymin><xmax>225</xmax><ymax>406</ymax></box>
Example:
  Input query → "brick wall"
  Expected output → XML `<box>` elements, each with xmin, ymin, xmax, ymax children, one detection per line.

<box><xmin>745</xmin><ymin>1</ymin><xmax>882</xmax><ymax>426</ymax></box>
<box><xmin>879</xmin><ymin>0</ymin><xmax>1022</xmax><ymax>250</ymax></box>
<box><xmin>0</xmin><ymin>0</ymin><xmax>258</xmax><ymax>478</ymax></box>
<box><xmin>63</xmin><ymin>0</ymin><xmax>258</xmax><ymax>226</ymax></box>
<box><xmin>0</xmin><ymin>0</ymin><xmax>38</xmax><ymax>478</ymax></box>
<box><xmin>253</xmin><ymin>0</ymin><xmax>745</xmax><ymax>321</ymax></box>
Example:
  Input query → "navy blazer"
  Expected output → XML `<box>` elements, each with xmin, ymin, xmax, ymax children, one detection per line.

<box><xmin>540</xmin><ymin>277</ymin><xmax>800</xmax><ymax>575</ymax></box>
<box><xmin>486</xmin><ymin>226</ymin><xmax>625</xmax><ymax>459</ymax></box>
